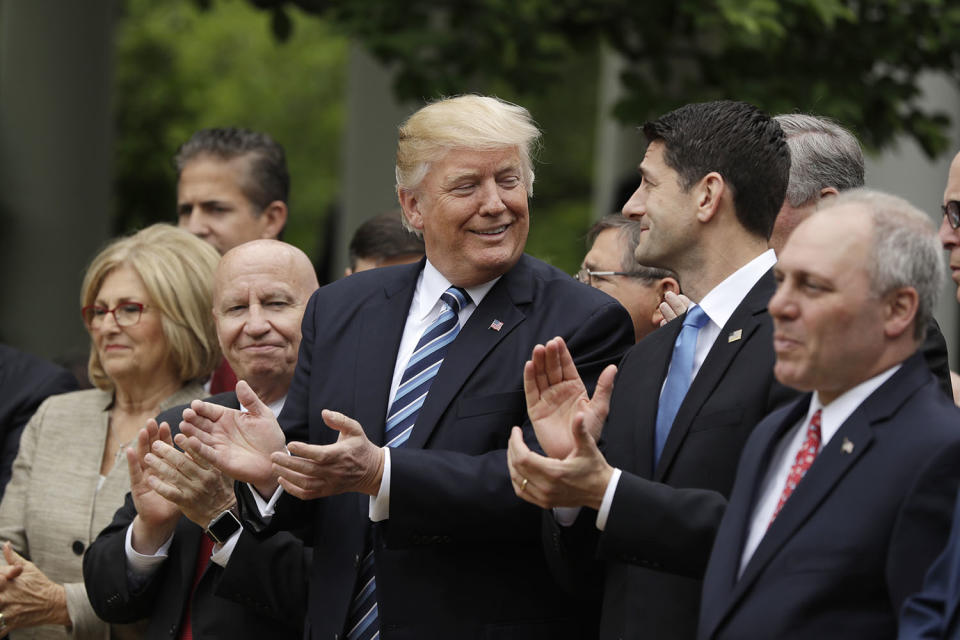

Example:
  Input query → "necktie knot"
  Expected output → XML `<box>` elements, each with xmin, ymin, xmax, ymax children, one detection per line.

<box><xmin>441</xmin><ymin>286</ymin><xmax>470</xmax><ymax>315</ymax></box>
<box><xmin>683</xmin><ymin>304</ymin><xmax>709</xmax><ymax>330</ymax></box>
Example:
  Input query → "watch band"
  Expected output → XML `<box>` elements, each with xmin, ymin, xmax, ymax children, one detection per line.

<box><xmin>205</xmin><ymin>507</ymin><xmax>242</xmax><ymax>545</ymax></box>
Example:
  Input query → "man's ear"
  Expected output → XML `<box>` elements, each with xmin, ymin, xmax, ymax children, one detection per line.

<box><xmin>883</xmin><ymin>286</ymin><xmax>919</xmax><ymax>340</ymax></box>
<box><xmin>818</xmin><ymin>186</ymin><xmax>840</xmax><ymax>202</ymax></box>
<box><xmin>259</xmin><ymin>201</ymin><xmax>288</xmax><ymax>239</ymax></box>
<box><xmin>650</xmin><ymin>277</ymin><xmax>682</xmax><ymax>327</ymax></box>
<box><xmin>657</xmin><ymin>276</ymin><xmax>681</xmax><ymax>298</ymax></box>
<box><xmin>694</xmin><ymin>172</ymin><xmax>725</xmax><ymax>224</ymax></box>
<box><xmin>397</xmin><ymin>188</ymin><xmax>425</xmax><ymax>232</ymax></box>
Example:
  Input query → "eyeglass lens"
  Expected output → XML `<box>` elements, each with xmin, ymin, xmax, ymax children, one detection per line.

<box><xmin>83</xmin><ymin>303</ymin><xmax>143</xmax><ymax>327</ymax></box>
<box><xmin>946</xmin><ymin>201</ymin><xmax>960</xmax><ymax>229</ymax></box>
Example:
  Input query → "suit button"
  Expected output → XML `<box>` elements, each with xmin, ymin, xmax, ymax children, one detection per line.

<box><xmin>354</xmin><ymin>553</ymin><xmax>360</xmax><ymax>567</ymax></box>
<box><xmin>170</xmin><ymin>624</ymin><xmax>177</xmax><ymax>636</ymax></box>
<box><xmin>71</xmin><ymin>540</ymin><xmax>85</xmax><ymax>555</ymax></box>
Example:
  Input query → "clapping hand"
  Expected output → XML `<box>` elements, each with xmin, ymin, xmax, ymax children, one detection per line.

<box><xmin>179</xmin><ymin>381</ymin><xmax>287</xmax><ymax>497</ymax></box>
<box><xmin>524</xmin><ymin>337</ymin><xmax>617</xmax><ymax>459</ymax></box>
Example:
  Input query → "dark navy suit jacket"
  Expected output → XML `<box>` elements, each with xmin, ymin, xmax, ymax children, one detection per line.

<box><xmin>699</xmin><ymin>353</ymin><xmax>960</xmax><ymax>640</ymax></box>
<box><xmin>241</xmin><ymin>255</ymin><xmax>633</xmax><ymax>640</ymax></box>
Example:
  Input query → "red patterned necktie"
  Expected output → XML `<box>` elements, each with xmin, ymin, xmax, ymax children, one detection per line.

<box><xmin>179</xmin><ymin>535</ymin><xmax>215</xmax><ymax>640</ymax></box>
<box><xmin>769</xmin><ymin>409</ymin><xmax>822</xmax><ymax>526</ymax></box>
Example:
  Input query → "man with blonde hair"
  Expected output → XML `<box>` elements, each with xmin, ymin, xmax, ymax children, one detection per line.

<box><xmin>181</xmin><ymin>95</ymin><xmax>633</xmax><ymax>639</ymax></box>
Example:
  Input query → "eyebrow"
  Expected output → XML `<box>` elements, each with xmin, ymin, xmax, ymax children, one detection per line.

<box><xmin>444</xmin><ymin>164</ymin><xmax>521</xmax><ymax>185</ymax></box>
<box><xmin>178</xmin><ymin>199</ymin><xmax>233</xmax><ymax>211</ymax></box>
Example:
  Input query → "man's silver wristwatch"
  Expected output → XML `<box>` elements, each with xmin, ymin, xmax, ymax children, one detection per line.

<box><xmin>204</xmin><ymin>506</ymin><xmax>242</xmax><ymax>545</ymax></box>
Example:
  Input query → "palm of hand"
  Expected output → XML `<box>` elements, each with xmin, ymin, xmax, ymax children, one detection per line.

<box><xmin>209</xmin><ymin>410</ymin><xmax>285</xmax><ymax>484</ymax></box>
<box><xmin>529</xmin><ymin>378</ymin><xmax>593</xmax><ymax>459</ymax></box>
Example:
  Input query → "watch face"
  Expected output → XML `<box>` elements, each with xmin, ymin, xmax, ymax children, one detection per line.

<box><xmin>206</xmin><ymin>510</ymin><xmax>242</xmax><ymax>544</ymax></box>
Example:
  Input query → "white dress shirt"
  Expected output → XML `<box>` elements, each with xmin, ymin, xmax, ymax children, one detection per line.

<box><xmin>593</xmin><ymin>249</ymin><xmax>778</xmax><ymax>530</ymax></box>
<box><xmin>737</xmin><ymin>364</ymin><xmax>900</xmax><ymax>575</ymax></box>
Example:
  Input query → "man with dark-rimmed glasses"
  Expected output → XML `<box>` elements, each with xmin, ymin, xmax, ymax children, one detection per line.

<box><xmin>938</xmin><ymin>150</ymin><xmax>960</xmax><ymax>293</ymax></box>
<box><xmin>898</xmin><ymin>149</ymin><xmax>960</xmax><ymax>638</ymax></box>
<box><xmin>577</xmin><ymin>215</ymin><xmax>680</xmax><ymax>342</ymax></box>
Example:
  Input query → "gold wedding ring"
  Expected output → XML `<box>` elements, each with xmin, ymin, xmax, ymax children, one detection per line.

<box><xmin>520</xmin><ymin>477</ymin><xmax>529</xmax><ymax>492</ymax></box>
<box><xmin>0</xmin><ymin>611</ymin><xmax>7</xmax><ymax>630</ymax></box>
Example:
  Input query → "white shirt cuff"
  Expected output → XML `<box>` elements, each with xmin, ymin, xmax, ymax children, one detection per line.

<box><xmin>124</xmin><ymin>523</ymin><xmax>172</xmax><ymax>582</ymax></box>
<box><xmin>595</xmin><ymin>468</ymin><xmax>622</xmax><ymax>531</ymax></box>
<box><xmin>552</xmin><ymin>507</ymin><xmax>582</xmax><ymax>527</ymax></box>
<box><xmin>249</xmin><ymin>482</ymin><xmax>284</xmax><ymax>518</ymax></box>
<box><xmin>209</xmin><ymin>528</ymin><xmax>242</xmax><ymax>568</ymax></box>
<box><xmin>369</xmin><ymin>447</ymin><xmax>391</xmax><ymax>522</ymax></box>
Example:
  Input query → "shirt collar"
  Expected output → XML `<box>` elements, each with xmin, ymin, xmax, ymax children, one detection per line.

<box><xmin>697</xmin><ymin>249</ymin><xmax>777</xmax><ymax>331</ymax></box>
<box><xmin>415</xmin><ymin>259</ymin><xmax>500</xmax><ymax>320</ymax></box>
<box><xmin>805</xmin><ymin>363</ymin><xmax>902</xmax><ymax>447</ymax></box>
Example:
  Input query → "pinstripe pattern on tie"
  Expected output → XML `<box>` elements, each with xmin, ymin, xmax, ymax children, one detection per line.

<box><xmin>345</xmin><ymin>286</ymin><xmax>469</xmax><ymax>640</ymax></box>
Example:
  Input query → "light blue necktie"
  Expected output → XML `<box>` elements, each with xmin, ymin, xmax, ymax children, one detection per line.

<box><xmin>654</xmin><ymin>305</ymin><xmax>709</xmax><ymax>467</ymax></box>
<box><xmin>345</xmin><ymin>286</ymin><xmax>469</xmax><ymax>640</ymax></box>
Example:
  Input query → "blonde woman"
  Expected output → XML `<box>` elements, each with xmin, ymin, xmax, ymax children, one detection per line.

<box><xmin>0</xmin><ymin>225</ymin><xmax>220</xmax><ymax>639</ymax></box>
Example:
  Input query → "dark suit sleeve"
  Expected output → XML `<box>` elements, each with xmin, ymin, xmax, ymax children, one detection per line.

<box><xmin>83</xmin><ymin>493</ymin><xmax>167</xmax><ymax>623</ymax></box>
<box><xmin>385</xmin><ymin>300</ymin><xmax>632</xmax><ymax>545</ymax></box>
<box><xmin>898</xmin><ymin>492</ymin><xmax>960</xmax><ymax>639</ymax></box>
<box><xmin>600</xmin><ymin>475</ymin><xmax>728</xmax><ymax>578</ymax></box>
<box><xmin>0</xmin><ymin>359</ymin><xmax>77</xmax><ymax>499</ymax></box>
<box><xmin>888</xmin><ymin>440</ymin><xmax>960</xmax><ymax>613</ymax></box>
<box><xmin>921</xmin><ymin>318</ymin><xmax>953</xmax><ymax>400</ymax></box>
<box><xmin>214</xmin><ymin>529</ymin><xmax>312</xmax><ymax>625</ymax></box>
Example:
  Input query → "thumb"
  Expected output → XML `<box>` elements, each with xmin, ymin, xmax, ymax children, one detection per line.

<box><xmin>569</xmin><ymin>414</ymin><xmax>600</xmax><ymax>459</ymax></box>
<box><xmin>236</xmin><ymin>380</ymin><xmax>272</xmax><ymax>418</ymax></box>
<box><xmin>590</xmin><ymin>365</ymin><xmax>618</xmax><ymax>416</ymax></box>
<box><xmin>3</xmin><ymin>541</ymin><xmax>24</xmax><ymax>566</ymax></box>
<box><xmin>321</xmin><ymin>409</ymin><xmax>363</xmax><ymax>439</ymax></box>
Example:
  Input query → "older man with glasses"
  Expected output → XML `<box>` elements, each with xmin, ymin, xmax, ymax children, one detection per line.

<box><xmin>577</xmin><ymin>215</ymin><xmax>680</xmax><ymax>342</ymax></box>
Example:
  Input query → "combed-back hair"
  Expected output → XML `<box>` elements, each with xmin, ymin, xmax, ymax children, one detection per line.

<box><xmin>643</xmin><ymin>100</ymin><xmax>790</xmax><ymax>239</ymax></box>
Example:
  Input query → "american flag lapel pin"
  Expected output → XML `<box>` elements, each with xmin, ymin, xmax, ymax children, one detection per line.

<box><xmin>489</xmin><ymin>319</ymin><xmax>504</xmax><ymax>331</ymax></box>
<box><xmin>728</xmin><ymin>329</ymin><xmax>742</xmax><ymax>343</ymax></box>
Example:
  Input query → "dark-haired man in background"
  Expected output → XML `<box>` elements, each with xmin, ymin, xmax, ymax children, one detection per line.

<box><xmin>176</xmin><ymin>127</ymin><xmax>289</xmax><ymax>255</ymax></box>
<box><xmin>345</xmin><ymin>211</ymin><xmax>425</xmax><ymax>276</ymax></box>
<box><xmin>508</xmin><ymin>100</ymin><xmax>799</xmax><ymax>639</ymax></box>
<box><xmin>175</xmin><ymin>126</ymin><xmax>292</xmax><ymax>393</ymax></box>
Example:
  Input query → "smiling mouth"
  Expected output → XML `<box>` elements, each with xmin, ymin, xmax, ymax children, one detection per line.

<box><xmin>471</xmin><ymin>225</ymin><xmax>508</xmax><ymax>236</ymax></box>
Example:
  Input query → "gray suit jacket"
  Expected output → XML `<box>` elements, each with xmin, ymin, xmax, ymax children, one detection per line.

<box><xmin>0</xmin><ymin>385</ymin><xmax>203</xmax><ymax>640</ymax></box>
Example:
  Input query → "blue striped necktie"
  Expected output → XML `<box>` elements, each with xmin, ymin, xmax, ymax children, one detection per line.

<box><xmin>654</xmin><ymin>305</ymin><xmax>709</xmax><ymax>467</ymax></box>
<box><xmin>345</xmin><ymin>285</ymin><xmax>470</xmax><ymax>640</ymax></box>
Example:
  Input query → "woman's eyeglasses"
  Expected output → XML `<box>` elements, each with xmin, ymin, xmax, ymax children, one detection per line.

<box><xmin>81</xmin><ymin>302</ymin><xmax>147</xmax><ymax>328</ymax></box>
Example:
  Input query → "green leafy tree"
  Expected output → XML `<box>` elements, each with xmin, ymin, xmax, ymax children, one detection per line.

<box><xmin>243</xmin><ymin>0</ymin><xmax>960</xmax><ymax>158</ymax></box>
<box><xmin>114</xmin><ymin>0</ymin><xmax>348</xmax><ymax>256</ymax></box>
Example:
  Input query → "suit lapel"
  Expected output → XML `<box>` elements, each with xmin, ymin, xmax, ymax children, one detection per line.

<box><xmin>706</xmin><ymin>353</ymin><xmax>933</xmax><ymax>635</ymax></box>
<box><xmin>353</xmin><ymin>267</ymin><xmax>419</xmax><ymax>447</ymax></box>
<box><xmin>655</xmin><ymin>271</ymin><xmax>776</xmax><ymax>481</ymax></box>
<box><xmin>700</xmin><ymin>398</ymin><xmax>811</xmax><ymax>637</ymax></box>
<box><xmin>728</xmin><ymin>413</ymin><xmax>873</xmax><ymax>611</ymax></box>
<box><xmin>404</xmin><ymin>260</ymin><xmax>530</xmax><ymax>450</ymax></box>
